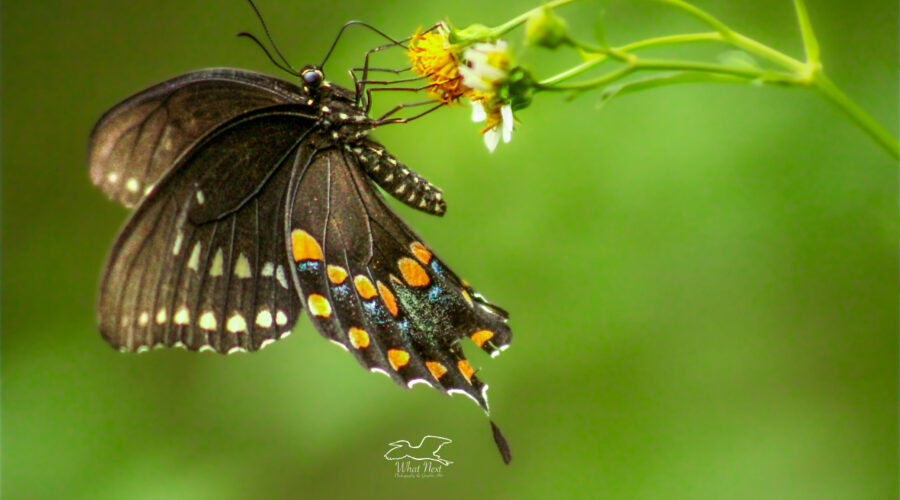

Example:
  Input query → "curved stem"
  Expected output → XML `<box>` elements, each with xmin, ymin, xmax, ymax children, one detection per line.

<box><xmin>492</xmin><ymin>0</ymin><xmax>583</xmax><ymax>37</ymax></box>
<box><xmin>539</xmin><ymin>59</ymin><xmax>769</xmax><ymax>92</ymax></box>
<box><xmin>812</xmin><ymin>73</ymin><xmax>900</xmax><ymax>159</ymax></box>
<box><xmin>540</xmin><ymin>32</ymin><xmax>724</xmax><ymax>86</ymax></box>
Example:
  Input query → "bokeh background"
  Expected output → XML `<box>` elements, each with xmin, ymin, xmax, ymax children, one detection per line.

<box><xmin>3</xmin><ymin>0</ymin><xmax>897</xmax><ymax>498</ymax></box>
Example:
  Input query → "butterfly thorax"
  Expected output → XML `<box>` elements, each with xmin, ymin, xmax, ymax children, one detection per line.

<box><xmin>299</xmin><ymin>74</ymin><xmax>448</xmax><ymax>216</ymax></box>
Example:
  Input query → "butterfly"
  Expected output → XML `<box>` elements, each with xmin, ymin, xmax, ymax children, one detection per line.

<box><xmin>87</xmin><ymin>19</ymin><xmax>513</xmax><ymax>463</ymax></box>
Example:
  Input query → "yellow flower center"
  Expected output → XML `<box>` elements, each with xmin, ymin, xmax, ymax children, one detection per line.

<box><xmin>408</xmin><ymin>28</ymin><xmax>467</xmax><ymax>103</ymax></box>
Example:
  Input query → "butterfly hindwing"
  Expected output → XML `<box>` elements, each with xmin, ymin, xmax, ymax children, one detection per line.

<box><xmin>287</xmin><ymin>147</ymin><xmax>511</xmax><ymax>410</ymax></box>
<box><xmin>88</xmin><ymin>69</ymin><xmax>308</xmax><ymax>208</ymax></box>
<box><xmin>99</xmin><ymin>106</ymin><xmax>315</xmax><ymax>353</ymax></box>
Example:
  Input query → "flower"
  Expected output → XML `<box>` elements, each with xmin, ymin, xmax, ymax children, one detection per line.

<box><xmin>408</xmin><ymin>24</ymin><xmax>467</xmax><ymax>103</ymax></box>
<box><xmin>458</xmin><ymin>41</ymin><xmax>512</xmax><ymax>92</ymax></box>
<box><xmin>408</xmin><ymin>26</ymin><xmax>519</xmax><ymax>151</ymax></box>
<box><xmin>471</xmin><ymin>100</ymin><xmax>514</xmax><ymax>153</ymax></box>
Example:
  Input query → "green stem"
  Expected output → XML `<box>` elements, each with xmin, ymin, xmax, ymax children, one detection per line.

<box><xmin>793</xmin><ymin>0</ymin><xmax>821</xmax><ymax>65</ymax></box>
<box><xmin>539</xmin><ymin>59</ymin><xmax>768</xmax><ymax>91</ymax></box>
<box><xmin>540</xmin><ymin>32</ymin><xmax>724</xmax><ymax>86</ymax></box>
<box><xmin>658</xmin><ymin>0</ymin><xmax>731</xmax><ymax>33</ymax></box>
<box><xmin>812</xmin><ymin>73</ymin><xmax>900</xmax><ymax>159</ymax></box>
<box><xmin>492</xmin><ymin>0</ymin><xmax>582</xmax><ymax>37</ymax></box>
<box><xmin>661</xmin><ymin>0</ymin><xmax>806</xmax><ymax>71</ymax></box>
<box><xmin>728</xmin><ymin>32</ymin><xmax>806</xmax><ymax>73</ymax></box>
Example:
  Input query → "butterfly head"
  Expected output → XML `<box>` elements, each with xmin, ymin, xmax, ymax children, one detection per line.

<box><xmin>300</xmin><ymin>66</ymin><xmax>324</xmax><ymax>88</ymax></box>
<box><xmin>298</xmin><ymin>66</ymin><xmax>375</xmax><ymax>142</ymax></box>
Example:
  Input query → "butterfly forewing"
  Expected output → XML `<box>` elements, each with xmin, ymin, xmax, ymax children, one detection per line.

<box><xmin>286</xmin><ymin>147</ymin><xmax>512</xmax><ymax>410</ymax></box>
<box><xmin>99</xmin><ymin>107</ymin><xmax>315</xmax><ymax>353</ymax></box>
<box><xmin>89</xmin><ymin>69</ymin><xmax>308</xmax><ymax>207</ymax></box>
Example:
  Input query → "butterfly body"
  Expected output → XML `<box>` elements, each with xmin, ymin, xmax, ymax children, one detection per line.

<box><xmin>90</xmin><ymin>66</ymin><xmax>510</xmax><ymax>413</ymax></box>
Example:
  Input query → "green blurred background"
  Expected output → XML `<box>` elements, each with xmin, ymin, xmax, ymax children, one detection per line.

<box><xmin>3</xmin><ymin>0</ymin><xmax>897</xmax><ymax>498</ymax></box>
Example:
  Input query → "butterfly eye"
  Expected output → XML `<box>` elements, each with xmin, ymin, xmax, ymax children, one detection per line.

<box><xmin>302</xmin><ymin>68</ymin><xmax>324</xmax><ymax>87</ymax></box>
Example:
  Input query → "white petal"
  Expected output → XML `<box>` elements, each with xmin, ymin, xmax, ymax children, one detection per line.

<box><xmin>463</xmin><ymin>48</ymin><xmax>489</xmax><ymax>64</ymax></box>
<box><xmin>475</xmin><ymin>62</ymin><xmax>506</xmax><ymax>82</ymax></box>
<box><xmin>484</xmin><ymin>128</ymin><xmax>500</xmax><ymax>153</ymax></box>
<box><xmin>471</xmin><ymin>101</ymin><xmax>487</xmax><ymax>122</ymax></box>
<box><xmin>501</xmin><ymin>104</ymin><xmax>514</xmax><ymax>143</ymax></box>
<box><xmin>458</xmin><ymin>65</ymin><xmax>490</xmax><ymax>91</ymax></box>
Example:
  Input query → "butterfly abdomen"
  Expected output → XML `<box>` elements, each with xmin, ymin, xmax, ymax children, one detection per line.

<box><xmin>347</xmin><ymin>142</ymin><xmax>446</xmax><ymax>216</ymax></box>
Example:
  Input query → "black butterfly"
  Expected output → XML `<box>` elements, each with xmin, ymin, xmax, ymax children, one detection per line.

<box><xmin>88</xmin><ymin>28</ymin><xmax>512</xmax><ymax>462</ymax></box>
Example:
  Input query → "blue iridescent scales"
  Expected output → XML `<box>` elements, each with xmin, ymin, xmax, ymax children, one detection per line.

<box><xmin>287</xmin><ymin>147</ymin><xmax>511</xmax><ymax>411</ymax></box>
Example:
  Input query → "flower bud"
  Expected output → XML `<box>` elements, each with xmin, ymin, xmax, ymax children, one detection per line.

<box><xmin>525</xmin><ymin>7</ymin><xmax>569</xmax><ymax>49</ymax></box>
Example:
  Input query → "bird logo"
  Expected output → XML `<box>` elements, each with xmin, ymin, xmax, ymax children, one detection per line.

<box><xmin>384</xmin><ymin>435</ymin><xmax>454</xmax><ymax>466</ymax></box>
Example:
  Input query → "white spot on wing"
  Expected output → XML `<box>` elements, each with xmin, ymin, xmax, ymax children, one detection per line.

<box><xmin>172</xmin><ymin>231</ymin><xmax>184</xmax><ymax>255</ymax></box>
<box><xmin>275</xmin><ymin>310</ymin><xmax>288</xmax><ymax>326</ymax></box>
<box><xmin>480</xmin><ymin>384</ymin><xmax>491</xmax><ymax>413</ymax></box>
<box><xmin>227</xmin><ymin>346</ymin><xmax>247</xmax><ymax>355</ymax></box>
<box><xmin>261</xmin><ymin>262</ymin><xmax>274</xmax><ymax>277</ymax></box>
<box><xmin>155</xmin><ymin>308</ymin><xmax>167</xmax><ymax>324</ymax></box>
<box><xmin>125</xmin><ymin>178</ymin><xmax>139</xmax><ymax>192</ymax></box>
<box><xmin>256</xmin><ymin>310</ymin><xmax>273</xmax><ymax>328</ymax></box>
<box><xmin>136</xmin><ymin>345</ymin><xmax>150</xmax><ymax>354</ymax></box>
<box><xmin>278</xmin><ymin>330</ymin><xmax>292</xmax><ymax>339</ymax></box>
<box><xmin>138</xmin><ymin>312</ymin><xmax>149</xmax><ymax>327</ymax></box>
<box><xmin>107</xmin><ymin>172</ymin><xmax>119</xmax><ymax>184</ymax></box>
<box><xmin>370</xmin><ymin>367</ymin><xmax>392</xmax><ymax>379</ymax></box>
<box><xmin>276</xmin><ymin>265</ymin><xmax>288</xmax><ymax>289</ymax></box>
<box><xmin>330</xmin><ymin>339</ymin><xmax>349</xmax><ymax>352</ymax></box>
<box><xmin>199</xmin><ymin>311</ymin><xmax>217</xmax><ymax>331</ymax></box>
<box><xmin>260</xmin><ymin>338</ymin><xmax>276</xmax><ymax>349</ymax></box>
<box><xmin>187</xmin><ymin>242</ymin><xmax>201</xmax><ymax>271</ymax></box>
<box><xmin>490</xmin><ymin>344</ymin><xmax>510</xmax><ymax>358</ymax></box>
<box><xmin>407</xmin><ymin>379</ymin><xmax>433</xmax><ymax>389</ymax></box>
<box><xmin>198</xmin><ymin>345</ymin><xmax>215</xmax><ymax>353</ymax></box>
<box><xmin>226</xmin><ymin>313</ymin><xmax>247</xmax><ymax>333</ymax></box>
<box><xmin>209</xmin><ymin>248</ymin><xmax>224</xmax><ymax>277</ymax></box>
<box><xmin>173</xmin><ymin>340</ymin><xmax>187</xmax><ymax>349</ymax></box>
<box><xmin>234</xmin><ymin>254</ymin><xmax>252</xmax><ymax>278</ymax></box>
<box><xmin>447</xmin><ymin>389</ymin><xmax>480</xmax><ymax>406</ymax></box>
<box><xmin>196</xmin><ymin>191</ymin><xmax>205</xmax><ymax>204</ymax></box>
<box><xmin>174</xmin><ymin>307</ymin><xmax>190</xmax><ymax>325</ymax></box>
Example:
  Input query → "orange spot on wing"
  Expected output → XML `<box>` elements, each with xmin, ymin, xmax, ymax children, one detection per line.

<box><xmin>410</xmin><ymin>242</ymin><xmax>432</xmax><ymax>265</ymax></box>
<box><xmin>457</xmin><ymin>359</ymin><xmax>474</xmax><ymax>383</ymax></box>
<box><xmin>307</xmin><ymin>294</ymin><xmax>332</xmax><ymax>317</ymax></box>
<box><xmin>327</xmin><ymin>265</ymin><xmax>348</xmax><ymax>284</ymax></box>
<box><xmin>387</xmin><ymin>349</ymin><xmax>410</xmax><ymax>370</ymax></box>
<box><xmin>291</xmin><ymin>229</ymin><xmax>323</xmax><ymax>262</ymax></box>
<box><xmin>470</xmin><ymin>330</ymin><xmax>495</xmax><ymax>348</ymax></box>
<box><xmin>348</xmin><ymin>327</ymin><xmax>370</xmax><ymax>349</ymax></box>
<box><xmin>378</xmin><ymin>281</ymin><xmax>399</xmax><ymax>316</ymax></box>
<box><xmin>426</xmin><ymin>361</ymin><xmax>447</xmax><ymax>380</ymax></box>
<box><xmin>398</xmin><ymin>257</ymin><xmax>430</xmax><ymax>287</ymax></box>
<box><xmin>354</xmin><ymin>275</ymin><xmax>377</xmax><ymax>299</ymax></box>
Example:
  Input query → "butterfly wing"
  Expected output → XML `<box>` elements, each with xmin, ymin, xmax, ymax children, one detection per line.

<box><xmin>99</xmin><ymin>105</ymin><xmax>316</xmax><ymax>353</ymax></box>
<box><xmin>286</xmin><ymin>147</ymin><xmax>512</xmax><ymax>410</ymax></box>
<box><xmin>88</xmin><ymin>68</ymin><xmax>308</xmax><ymax>207</ymax></box>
